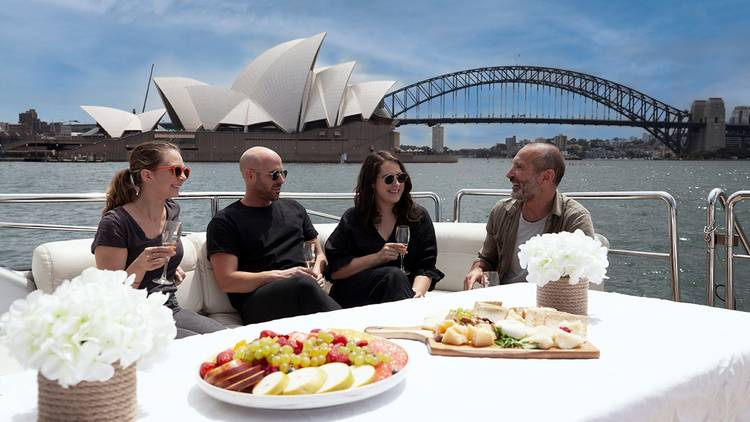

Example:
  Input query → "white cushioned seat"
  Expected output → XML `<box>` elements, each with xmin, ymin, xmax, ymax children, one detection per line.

<box><xmin>29</xmin><ymin>222</ymin><xmax>608</xmax><ymax>328</ymax></box>
<box><xmin>188</xmin><ymin>232</ymin><xmax>243</xmax><ymax>328</ymax></box>
<box><xmin>31</xmin><ymin>236</ymin><xmax>203</xmax><ymax>312</ymax></box>
<box><xmin>432</xmin><ymin>222</ymin><xmax>486</xmax><ymax>293</ymax></box>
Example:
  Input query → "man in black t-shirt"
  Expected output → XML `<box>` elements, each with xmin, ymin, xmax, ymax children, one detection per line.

<box><xmin>206</xmin><ymin>147</ymin><xmax>341</xmax><ymax>324</ymax></box>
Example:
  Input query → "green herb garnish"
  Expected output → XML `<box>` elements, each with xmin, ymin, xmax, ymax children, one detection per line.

<box><xmin>493</xmin><ymin>327</ymin><xmax>527</xmax><ymax>349</ymax></box>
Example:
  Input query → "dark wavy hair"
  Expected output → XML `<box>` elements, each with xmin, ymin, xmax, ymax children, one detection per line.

<box><xmin>354</xmin><ymin>151</ymin><xmax>421</xmax><ymax>228</ymax></box>
<box><xmin>103</xmin><ymin>141</ymin><xmax>179</xmax><ymax>214</ymax></box>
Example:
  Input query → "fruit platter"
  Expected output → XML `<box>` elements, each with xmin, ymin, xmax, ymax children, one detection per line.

<box><xmin>365</xmin><ymin>301</ymin><xmax>600</xmax><ymax>359</ymax></box>
<box><xmin>196</xmin><ymin>328</ymin><xmax>409</xmax><ymax>409</ymax></box>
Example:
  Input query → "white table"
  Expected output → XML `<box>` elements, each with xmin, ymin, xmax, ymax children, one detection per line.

<box><xmin>3</xmin><ymin>283</ymin><xmax>750</xmax><ymax>421</ymax></box>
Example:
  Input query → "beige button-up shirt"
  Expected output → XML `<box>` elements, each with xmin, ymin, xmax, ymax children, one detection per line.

<box><xmin>476</xmin><ymin>191</ymin><xmax>595</xmax><ymax>283</ymax></box>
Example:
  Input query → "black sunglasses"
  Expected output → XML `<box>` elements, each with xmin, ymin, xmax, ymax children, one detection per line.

<box><xmin>265</xmin><ymin>169</ymin><xmax>288</xmax><ymax>181</ymax></box>
<box><xmin>382</xmin><ymin>172</ymin><xmax>408</xmax><ymax>185</ymax></box>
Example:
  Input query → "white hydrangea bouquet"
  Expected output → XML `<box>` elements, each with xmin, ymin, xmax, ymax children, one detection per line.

<box><xmin>518</xmin><ymin>229</ymin><xmax>609</xmax><ymax>287</ymax></box>
<box><xmin>0</xmin><ymin>267</ymin><xmax>176</xmax><ymax>388</ymax></box>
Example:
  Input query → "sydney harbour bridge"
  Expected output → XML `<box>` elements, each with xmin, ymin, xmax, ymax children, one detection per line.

<box><xmin>382</xmin><ymin>66</ymin><xmax>747</xmax><ymax>155</ymax></box>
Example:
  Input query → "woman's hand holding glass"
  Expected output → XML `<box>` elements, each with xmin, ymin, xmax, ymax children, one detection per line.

<box><xmin>153</xmin><ymin>221</ymin><xmax>182</xmax><ymax>285</ymax></box>
<box><xmin>131</xmin><ymin>246</ymin><xmax>176</xmax><ymax>288</ymax></box>
<box><xmin>378</xmin><ymin>243</ymin><xmax>407</xmax><ymax>264</ymax></box>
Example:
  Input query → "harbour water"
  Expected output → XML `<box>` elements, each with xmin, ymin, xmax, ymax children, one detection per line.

<box><xmin>1</xmin><ymin>159</ymin><xmax>749</xmax><ymax>310</ymax></box>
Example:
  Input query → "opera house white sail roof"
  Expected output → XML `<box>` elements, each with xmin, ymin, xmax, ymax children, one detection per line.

<box><xmin>80</xmin><ymin>106</ymin><xmax>166</xmax><ymax>138</ymax></box>
<box><xmin>82</xmin><ymin>33</ymin><xmax>395</xmax><ymax>137</ymax></box>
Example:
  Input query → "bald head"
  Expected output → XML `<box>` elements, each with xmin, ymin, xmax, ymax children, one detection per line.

<box><xmin>240</xmin><ymin>146</ymin><xmax>282</xmax><ymax>174</ymax></box>
<box><xmin>519</xmin><ymin>143</ymin><xmax>566</xmax><ymax>185</ymax></box>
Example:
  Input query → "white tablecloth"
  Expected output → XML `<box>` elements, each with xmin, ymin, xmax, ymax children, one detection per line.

<box><xmin>3</xmin><ymin>283</ymin><xmax>750</xmax><ymax>421</ymax></box>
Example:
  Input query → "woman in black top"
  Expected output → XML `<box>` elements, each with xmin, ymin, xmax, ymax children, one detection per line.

<box><xmin>92</xmin><ymin>141</ymin><xmax>225</xmax><ymax>338</ymax></box>
<box><xmin>325</xmin><ymin>151</ymin><xmax>444</xmax><ymax>307</ymax></box>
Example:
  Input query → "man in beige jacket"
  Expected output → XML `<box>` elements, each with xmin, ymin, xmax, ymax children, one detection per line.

<box><xmin>463</xmin><ymin>143</ymin><xmax>594</xmax><ymax>290</ymax></box>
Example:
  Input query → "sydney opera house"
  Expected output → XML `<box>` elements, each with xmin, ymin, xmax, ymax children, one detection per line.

<box><xmin>75</xmin><ymin>33</ymin><xmax>405</xmax><ymax>162</ymax></box>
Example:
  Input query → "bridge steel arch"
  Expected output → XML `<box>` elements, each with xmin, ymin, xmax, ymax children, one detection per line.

<box><xmin>383</xmin><ymin>66</ymin><xmax>691</xmax><ymax>153</ymax></box>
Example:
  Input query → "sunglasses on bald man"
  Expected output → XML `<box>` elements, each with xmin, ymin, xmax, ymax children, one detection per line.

<box><xmin>253</xmin><ymin>169</ymin><xmax>288</xmax><ymax>181</ymax></box>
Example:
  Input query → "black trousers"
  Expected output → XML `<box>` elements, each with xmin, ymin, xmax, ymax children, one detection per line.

<box><xmin>329</xmin><ymin>266</ymin><xmax>414</xmax><ymax>309</ymax></box>
<box><xmin>239</xmin><ymin>276</ymin><xmax>341</xmax><ymax>325</ymax></box>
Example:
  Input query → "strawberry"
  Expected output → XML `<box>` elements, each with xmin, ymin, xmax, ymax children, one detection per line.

<box><xmin>199</xmin><ymin>362</ymin><xmax>216</xmax><ymax>379</ymax></box>
<box><xmin>216</xmin><ymin>349</ymin><xmax>234</xmax><ymax>366</ymax></box>
<box><xmin>356</xmin><ymin>340</ymin><xmax>368</xmax><ymax>347</ymax></box>
<box><xmin>259</xmin><ymin>330</ymin><xmax>278</xmax><ymax>339</ymax></box>
<box><xmin>291</xmin><ymin>340</ymin><xmax>303</xmax><ymax>355</ymax></box>
<box><xmin>332</xmin><ymin>335</ymin><xmax>348</xmax><ymax>346</ymax></box>
<box><xmin>326</xmin><ymin>348</ymin><xmax>350</xmax><ymax>364</ymax></box>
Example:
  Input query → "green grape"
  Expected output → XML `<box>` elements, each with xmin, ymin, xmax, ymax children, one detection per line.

<box><xmin>270</xmin><ymin>355</ymin><xmax>281</xmax><ymax>366</ymax></box>
<box><xmin>254</xmin><ymin>350</ymin><xmax>265</xmax><ymax>360</ymax></box>
<box><xmin>270</xmin><ymin>343</ymin><xmax>281</xmax><ymax>354</ymax></box>
<box><xmin>291</xmin><ymin>355</ymin><xmax>301</xmax><ymax>367</ymax></box>
<box><xmin>279</xmin><ymin>354</ymin><xmax>291</xmax><ymax>365</ymax></box>
<box><xmin>300</xmin><ymin>356</ymin><xmax>311</xmax><ymax>368</ymax></box>
<box><xmin>352</xmin><ymin>355</ymin><xmax>365</xmax><ymax>366</ymax></box>
<box><xmin>319</xmin><ymin>332</ymin><xmax>333</xmax><ymax>343</ymax></box>
<box><xmin>259</xmin><ymin>346</ymin><xmax>270</xmax><ymax>357</ymax></box>
<box><xmin>365</xmin><ymin>355</ymin><xmax>378</xmax><ymax>365</ymax></box>
<box><xmin>248</xmin><ymin>342</ymin><xmax>260</xmax><ymax>352</ymax></box>
<box><xmin>280</xmin><ymin>362</ymin><xmax>290</xmax><ymax>373</ymax></box>
<box><xmin>280</xmin><ymin>345</ymin><xmax>293</xmax><ymax>355</ymax></box>
<box><xmin>314</xmin><ymin>355</ymin><xmax>326</xmax><ymax>366</ymax></box>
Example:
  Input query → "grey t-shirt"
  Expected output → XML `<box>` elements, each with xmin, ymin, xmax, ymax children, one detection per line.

<box><xmin>502</xmin><ymin>212</ymin><xmax>548</xmax><ymax>284</ymax></box>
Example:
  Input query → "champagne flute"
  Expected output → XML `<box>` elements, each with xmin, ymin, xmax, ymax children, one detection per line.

<box><xmin>395</xmin><ymin>225</ymin><xmax>410</xmax><ymax>274</ymax></box>
<box><xmin>153</xmin><ymin>221</ymin><xmax>182</xmax><ymax>285</ymax></box>
<box><xmin>303</xmin><ymin>241</ymin><xmax>316</xmax><ymax>270</ymax></box>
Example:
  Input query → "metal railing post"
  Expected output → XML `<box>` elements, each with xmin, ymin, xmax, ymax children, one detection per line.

<box><xmin>705</xmin><ymin>188</ymin><xmax>723</xmax><ymax>307</ymax></box>
<box><xmin>726</xmin><ymin>199</ymin><xmax>736</xmax><ymax>310</ymax></box>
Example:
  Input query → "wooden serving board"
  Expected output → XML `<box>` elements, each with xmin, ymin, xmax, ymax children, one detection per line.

<box><xmin>365</xmin><ymin>326</ymin><xmax>600</xmax><ymax>359</ymax></box>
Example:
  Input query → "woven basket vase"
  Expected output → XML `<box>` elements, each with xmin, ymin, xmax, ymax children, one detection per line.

<box><xmin>38</xmin><ymin>364</ymin><xmax>136</xmax><ymax>422</ymax></box>
<box><xmin>536</xmin><ymin>276</ymin><xmax>588</xmax><ymax>315</ymax></box>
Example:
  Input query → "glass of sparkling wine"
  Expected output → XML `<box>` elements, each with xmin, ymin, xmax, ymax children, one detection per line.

<box><xmin>303</xmin><ymin>241</ymin><xmax>316</xmax><ymax>270</ymax></box>
<box><xmin>153</xmin><ymin>221</ymin><xmax>182</xmax><ymax>285</ymax></box>
<box><xmin>395</xmin><ymin>225</ymin><xmax>410</xmax><ymax>274</ymax></box>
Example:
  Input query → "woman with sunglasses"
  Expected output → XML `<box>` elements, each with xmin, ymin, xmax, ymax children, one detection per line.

<box><xmin>324</xmin><ymin>151</ymin><xmax>444</xmax><ymax>307</ymax></box>
<box><xmin>92</xmin><ymin>141</ymin><xmax>225</xmax><ymax>338</ymax></box>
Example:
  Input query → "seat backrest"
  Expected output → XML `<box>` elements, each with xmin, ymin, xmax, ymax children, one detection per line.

<box><xmin>432</xmin><ymin>222</ymin><xmax>486</xmax><ymax>291</ymax></box>
<box><xmin>31</xmin><ymin>236</ymin><xmax>203</xmax><ymax>311</ymax></box>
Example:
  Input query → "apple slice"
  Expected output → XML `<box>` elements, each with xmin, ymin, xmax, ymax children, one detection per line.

<box><xmin>224</xmin><ymin>366</ymin><xmax>266</xmax><ymax>392</ymax></box>
<box><xmin>282</xmin><ymin>367</ymin><xmax>326</xmax><ymax>395</ymax></box>
<box><xmin>205</xmin><ymin>360</ymin><xmax>261</xmax><ymax>388</ymax></box>
<box><xmin>350</xmin><ymin>365</ymin><xmax>376</xmax><ymax>389</ymax></box>
<box><xmin>316</xmin><ymin>363</ymin><xmax>354</xmax><ymax>393</ymax></box>
<box><xmin>252</xmin><ymin>371</ymin><xmax>289</xmax><ymax>395</ymax></box>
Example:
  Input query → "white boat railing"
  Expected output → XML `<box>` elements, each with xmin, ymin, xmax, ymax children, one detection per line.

<box><xmin>453</xmin><ymin>189</ymin><xmax>681</xmax><ymax>302</ymax></box>
<box><xmin>703</xmin><ymin>188</ymin><xmax>750</xmax><ymax>309</ymax></box>
<box><xmin>0</xmin><ymin>191</ymin><xmax>442</xmax><ymax>232</ymax></box>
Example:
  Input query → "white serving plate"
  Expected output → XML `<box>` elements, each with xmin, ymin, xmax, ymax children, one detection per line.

<box><xmin>196</xmin><ymin>356</ymin><xmax>409</xmax><ymax>409</ymax></box>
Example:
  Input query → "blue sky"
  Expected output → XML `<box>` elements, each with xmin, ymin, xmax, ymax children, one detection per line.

<box><xmin>1</xmin><ymin>0</ymin><xmax>748</xmax><ymax>147</ymax></box>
